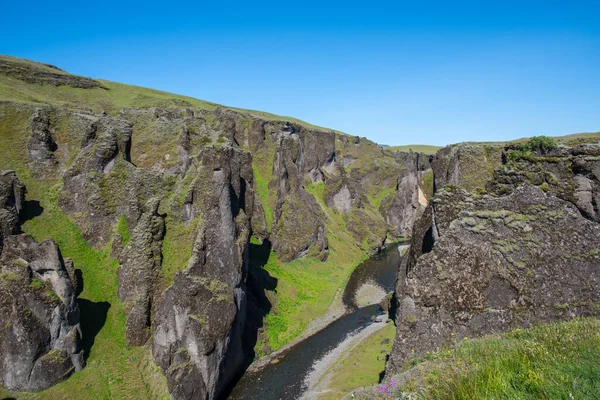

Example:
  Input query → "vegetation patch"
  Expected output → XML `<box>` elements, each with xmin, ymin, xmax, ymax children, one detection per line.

<box><xmin>161</xmin><ymin>217</ymin><xmax>200</xmax><ymax>288</ymax></box>
<box><xmin>317</xmin><ymin>322</ymin><xmax>396</xmax><ymax>400</ymax></box>
<box><xmin>114</xmin><ymin>216</ymin><xmax>130</xmax><ymax>247</ymax></box>
<box><xmin>350</xmin><ymin>318</ymin><xmax>600</xmax><ymax>399</ymax></box>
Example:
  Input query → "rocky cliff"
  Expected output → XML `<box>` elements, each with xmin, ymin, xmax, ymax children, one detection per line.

<box><xmin>387</xmin><ymin>139</ymin><xmax>600</xmax><ymax>375</ymax></box>
<box><xmin>0</xmin><ymin>55</ymin><xmax>432</xmax><ymax>399</ymax></box>
<box><xmin>0</xmin><ymin>172</ymin><xmax>84</xmax><ymax>391</ymax></box>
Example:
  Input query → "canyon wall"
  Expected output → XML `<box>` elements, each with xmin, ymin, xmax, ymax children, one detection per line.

<box><xmin>387</xmin><ymin>141</ymin><xmax>600</xmax><ymax>375</ymax></box>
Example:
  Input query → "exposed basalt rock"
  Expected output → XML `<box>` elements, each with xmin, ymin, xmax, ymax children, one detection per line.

<box><xmin>0</xmin><ymin>171</ymin><xmax>25</xmax><ymax>252</ymax></box>
<box><xmin>487</xmin><ymin>144</ymin><xmax>600</xmax><ymax>222</ymax></box>
<box><xmin>381</xmin><ymin>152</ymin><xmax>433</xmax><ymax>237</ymax></box>
<box><xmin>117</xmin><ymin>198</ymin><xmax>165</xmax><ymax>346</ymax></box>
<box><xmin>387</xmin><ymin>170</ymin><xmax>600</xmax><ymax>375</ymax></box>
<box><xmin>270</xmin><ymin>129</ymin><xmax>329</xmax><ymax>261</ymax></box>
<box><xmin>58</xmin><ymin>112</ymin><xmax>166</xmax><ymax>247</ymax></box>
<box><xmin>432</xmin><ymin>143</ymin><xmax>504</xmax><ymax>192</ymax></box>
<box><xmin>152</xmin><ymin>146</ymin><xmax>253</xmax><ymax>400</ymax></box>
<box><xmin>0</xmin><ymin>234</ymin><xmax>84</xmax><ymax>391</ymax></box>
<box><xmin>0</xmin><ymin>173</ymin><xmax>84</xmax><ymax>391</ymax></box>
<box><xmin>28</xmin><ymin>108</ymin><xmax>59</xmax><ymax>172</ymax></box>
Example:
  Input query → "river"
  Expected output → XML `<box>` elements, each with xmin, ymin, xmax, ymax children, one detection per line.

<box><xmin>226</xmin><ymin>241</ymin><xmax>409</xmax><ymax>400</ymax></box>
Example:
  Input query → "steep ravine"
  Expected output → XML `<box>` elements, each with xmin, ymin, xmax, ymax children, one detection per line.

<box><xmin>0</xmin><ymin>56</ymin><xmax>433</xmax><ymax>399</ymax></box>
<box><xmin>227</xmin><ymin>244</ymin><xmax>403</xmax><ymax>399</ymax></box>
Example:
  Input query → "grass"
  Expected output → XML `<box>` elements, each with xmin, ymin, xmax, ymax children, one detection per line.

<box><xmin>368</xmin><ymin>188</ymin><xmax>395</xmax><ymax>211</ymax></box>
<box><xmin>160</xmin><ymin>216</ymin><xmax>199</xmax><ymax>287</ymax></box>
<box><xmin>388</xmin><ymin>145</ymin><xmax>443</xmax><ymax>154</ymax></box>
<box><xmin>259</xmin><ymin>180</ymin><xmax>368</xmax><ymax>353</ymax></box>
<box><xmin>353</xmin><ymin>318</ymin><xmax>600</xmax><ymax>400</ymax></box>
<box><xmin>114</xmin><ymin>216</ymin><xmax>131</xmax><ymax>247</ymax></box>
<box><xmin>259</xmin><ymin>232</ymin><xmax>366</xmax><ymax>352</ymax></box>
<box><xmin>421</xmin><ymin>169</ymin><xmax>434</xmax><ymax>201</ymax></box>
<box><xmin>316</xmin><ymin>322</ymin><xmax>396</xmax><ymax>400</ymax></box>
<box><xmin>252</xmin><ymin>163</ymin><xmax>273</xmax><ymax>229</ymax></box>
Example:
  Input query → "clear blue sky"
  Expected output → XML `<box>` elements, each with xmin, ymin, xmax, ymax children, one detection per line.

<box><xmin>2</xmin><ymin>1</ymin><xmax>600</xmax><ymax>146</ymax></box>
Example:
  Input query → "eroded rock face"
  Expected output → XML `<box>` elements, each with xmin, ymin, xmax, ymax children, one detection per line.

<box><xmin>117</xmin><ymin>198</ymin><xmax>165</xmax><ymax>346</ymax></box>
<box><xmin>487</xmin><ymin>144</ymin><xmax>600</xmax><ymax>222</ymax></box>
<box><xmin>0</xmin><ymin>173</ymin><xmax>84</xmax><ymax>391</ymax></box>
<box><xmin>58</xmin><ymin>111</ymin><xmax>166</xmax><ymax>247</ymax></box>
<box><xmin>0</xmin><ymin>234</ymin><xmax>84</xmax><ymax>391</ymax></box>
<box><xmin>270</xmin><ymin>128</ymin><xmax>330</xmax><ymax>261</ymax></box>
<box><xmin>432</xmin><ymin>143</ymin><xmax>504</xmax><ymax>192</ymax></box>
<box><xmin>387</xmin><ymin>171</ymin><xmax>600</xmax><ymax>375</ymax></box>
<box><xmin>152</xmin><ymin>147</ymin><xmax>253</xmax><ymax>400</ymax></box>
<box><xmin>381</xmin><ymin>152</ymin><xmax>432</xmax><ymax>237</ymax></box>
<box><xmin>0</xmin><ymin>171</ymin><xmax>25</xmax><ymax>252</ymax></box>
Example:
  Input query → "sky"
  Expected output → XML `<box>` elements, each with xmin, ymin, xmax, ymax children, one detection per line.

<box><xmin>2</xmin><ymin>0</ymin><xmax>600</xmax><ymax>146</ymax></box>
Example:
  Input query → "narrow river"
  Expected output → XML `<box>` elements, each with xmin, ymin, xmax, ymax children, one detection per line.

<box><xmin>227</xmin><ymin>242</ymin><xmax>409</xmax><ymax>400</ymax></box>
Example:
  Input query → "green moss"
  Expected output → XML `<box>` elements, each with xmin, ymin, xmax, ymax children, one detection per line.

<box><xmin>188</xmin><ymin>314</ymin><xmax>207</xmax><ymax>325</ymax></box>
<box><xmin>10</xmin><ymin>258</ymin><xmax>28</xmax><ymax>268</ymax></box>
<box><xmin>421</xmin><ymin>169</ymin><xmax>434</xmax><ymax>200</ymax></box>
<box><xmin>161</xmin><ymin>217</ymin><xmax>200</xmax><ymax>287</ymax></box>
<box><xmin>305</xmin><ymin>181</ymin><xmax>325</xmax><ymax>201</ymax></box>
<box><xmin>114</xmin><ymin>216</ymin><xmax>130</xmax><ymax>247</ymax></box>
<box><xmin>367</xmin><ymin>188</ymin><xmax>395</xmax><ymax>211</ymax></box>
<box><xmin>1</xmin><ymin>272</ymin><xmax>22</xmax><ymax>282</ymax></box>
<box><xmin>39</xmin><ymin>349</ymin><xmax>67</xmax><ymax>363</ymax></box>
<box><xmin>251</xmin><ymin>144</ymin><xmax>276</xmax><ymax>230</ymax></box>
<box><xmin>30</xmin><ymin>278</ymin><xmax>45</xmax><ymax>290</ymax></box>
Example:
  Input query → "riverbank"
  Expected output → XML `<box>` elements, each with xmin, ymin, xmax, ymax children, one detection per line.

<box><xmin>247</xmin><ymin>285</ymin><xmax>350</xmax><ymax>372</ymax></box>
<box><xmin>248</xmin><ymin>242</ymin><xmax>406</xmax><ymax>372</ymax></box>
<box><xmin>228</xmin><ymin>242</ymin><xmax>406</xmax><ymax>399</ymax></box>
<box><xmin>301</xmin><ymin>316</ymin><xmax>392</xmax><ymax>399</ymax></box>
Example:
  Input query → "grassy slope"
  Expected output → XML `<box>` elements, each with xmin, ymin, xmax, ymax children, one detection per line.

<box><xmin>0</xmin><ymin>55</ymin><xmax>343</xmax><ymax>134</ymax></box>
<box><xmin>259</xmin><ymin>181</ymin><xmax>367</xmax><ymax>352</ymax></box>
<box><xmin>388</xmin><ymin>144</ymin><xmax>443</xmax><ymax>154</ymax></box>
<box><xmin>351</xmin><ymin>318</ymin><xmax>600</xmax><ymax>400</ymax></box>
<box><xmin>458</xmin><ymin>131</ymin><xmax>600</xmax><ymax>147</ymax></box>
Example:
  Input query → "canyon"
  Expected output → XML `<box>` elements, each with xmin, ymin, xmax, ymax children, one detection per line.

<box><xmin>0</xmin><ymin>55</ymin><xmax>599</xmax><ymax>399</ymax></box>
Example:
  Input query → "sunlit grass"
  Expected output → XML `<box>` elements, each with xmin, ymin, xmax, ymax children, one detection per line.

<box><xmin>352</xmin><ymin>318</ymin><xmax>600</xmax><ymax>400</ymax></box>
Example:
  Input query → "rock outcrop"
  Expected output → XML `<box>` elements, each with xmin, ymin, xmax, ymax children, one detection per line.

<box><xmin>270</xmin><ymin>127</ymin><xmax>330</xmax><ymax>261</ymax></box>
<box><xmin>0</xmin><ymin>173</ymin><xmax>84</xmax><ymax>391</ymax></box>
<box><xmin>117</xmin><ymin>198</ymin><xmax>165</xmax><ymax>346</ymax></box>
<box><xmin>387</xmin><ymin>143</ymin><xmax>600</xmax><ymax>375</ymax></box>
<box><xmin>381</xmin><ymin>152</ymin><xmax>433</xmax><ymax>237</ymax></box>
<box><xmin>152</xmin><ymin>147</ymin><xmax>253</xmax><ymax>400</ymax></box>
<box><xmin>0</xmin><ymin>171</ymin><xmax>25</xmax><ymax>252</ymax></box>
<box><xmin>431</xmin><ymin>143</ymin><xmax>504</xmax><ymax>192</ymax></box>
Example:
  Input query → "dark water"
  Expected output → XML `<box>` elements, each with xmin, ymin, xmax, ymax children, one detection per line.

<box><xmin>227</xmin><ymin>243</ymin><xmax>408</xmax><ymax>400</ymax></box>
<box><xmin>342</xmin><ymin>241</ymin><xmax>408</xmax><ymax>309</ymax></box>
